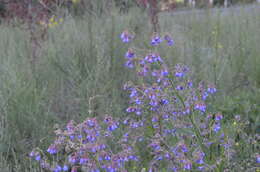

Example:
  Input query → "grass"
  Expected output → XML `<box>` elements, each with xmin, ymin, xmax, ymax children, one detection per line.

<box><xmin>0</xmin><ymin>4</ymin><xmax>259</xmax><ymax>171</ymax></box>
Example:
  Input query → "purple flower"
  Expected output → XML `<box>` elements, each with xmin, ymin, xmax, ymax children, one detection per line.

<box><xmin>202</xmin><ymin>92</ymin><xmax>208</xmax><ymax>100</ymax></box>
<box><xmin>215</xmin><ymin>113</ymin><xmax>223</xmax><ymax>121</ymax></box>
<box><xmin>29</xmin><ymin>151</ymin><xmax>35</xmax><ymax>157</ymax></box>
<box><xmin>125</xmin><ymin>60</ymin><xmax>134</xmax><ymax>68</ymax></box>
<box><xmin>54</xmin><ymin>165</ymin><xmax>62</xmax><ymax>172</ymax></box>
<box><xmin>120</xmin><ymin>31</ymin><xmax>133</xmax><ymax>43</ymax></box>
<box><xmin>104</xmin><ymin>155</ymin><xmax>111</xmax><ymax>161</ymax></box>
<box><xmin>145</xmin><ymin>53</ymin><xmax>162</xmax><ymax>63</ymax></box>
<box><xmin>207</xmin><ymin>84</ymin><xmax>217</xmax><ymax>94</ymax></box>
<box><xmin>179</xmin><ymin>143</ymin><xmax>188</xmax><ymax>153</ymax></box>
<box><xmin>175</xmin><ymin>72</ymin><xmax>184</xmax><ymax>77</ymax></box>
<box><xmin>164</xmin><ymin>35</ymin><xmax>174</xmax><ymax>46</ymax></box>
<box><xmin>160</xmin><ymin>99</ymin><xmax>169</xmax><ymax>105</ymax></box>
<box><xmin>126</xmin><ymin>106</ymin><xmax>136</xmax><ymax>113</ymax></box>
<box><xmin>151</xmin><ymin>35</ymin><xmax>162</xmax><ymax>46</ymax></box>
<box><xmin>69</xmin><ymin>155</ymin><xmax>78</xmax><ymax>164</ymax></box>
<box><xmin>135</xmin><ymin>98</ymin><xmax>142</xmax><ymax>105</ymax></box>
<box><xmin>35</xmin><ymin>154</ymin><xmax>41</xmax><ymax>161</ymax></box>
<box><xmin>176</xmin><ymin>85</ymin><xmax>184</xmax><ymax>91</ymax></box>
<box><xmin>63</xmin><ymin>165</ymin><xmax>69</xmax><ymax>171</ymax></box>
<box><xmin>125</xmin><ymin>49</ymin><xmax>135</xmax><ymax>59</ymax></box>
<box><xmin>130</xmin><ymin>122</ymin><xmax>139</xmax><ymax>128</ymax></box>
<box><xmin>194</xmin><ymin>102</ymin><xmax>206</xmax><ymax>113</ymax></box>
<box><xmin>47</xmin><ymin>144</ymin><xmax>58</xmax><ymax>154</ymax></box>
<box><xmin>79</xmin><ymin>156</ymin><xmax>88</xmax><ymax>164</ymax></box>
<box><xmin>213</xmin><ymin>122</ymin><xmax>221</xmax><ymax>133</ymax></box>
<box><xmin>108</xmin><ymin>123</ymin><xmax>118</xmax><ymax>131</ymax></box>
<box><xmin>194</xmin><ymin>151</ymin><xmax>205</xmax><ymax>164</ymax></box>
<box><xmin>175</xmin><ymin>64</ymin><xmax>189</xmax><ymax>77</ymax></box>
<box><xmin>183</xmin><ymin>160</ymin><xmax>192</xmax><ymax>170</ymax></box>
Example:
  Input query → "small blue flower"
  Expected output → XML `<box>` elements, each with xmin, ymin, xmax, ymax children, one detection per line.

<box><xmin>79</xmin><ymin>157</ymin><xmax>88</xmax><ymax>164</ymax></box>
<box><xmin>47</xmin><ymin>145</ymin><xmax>58</xmax><ymax>154</ymax></box>
<box><xmin>108</xmin><ymin>123</ymin><xmax>118</xmax><ymax>131</ymax></box>
<box><xmin>54</xmin><ymin>165</ymin><xmax>62</xmax><ymax>172</ymax></box>
<box><xmin>120</xmin><ymin>31</ymin><xmax>133</xmax><ymax>43</ymax></box>
<box><xmin>194</xmin><ymin>102</ymin><xmax>206</xmax><ymax>113</ymax></box>
<box><xmin>215</xmin><ymin>113</ymin><xmax>223</xmax><ymax>121</ymax></box>
<box><xmin>164</xmin><ymin>35</ymin><xmax>174</xmax><ymax>46</ymax></box>
<box><xmin>104</xmin><ymin>155</ymin><xmax>111</xmax><ymax>161</ymax></box>
<box><xmin>183</xmin><ymin>160</ymin><xmax>192</xmax><ymax>170</ymax></box>
<box><xmin>35</xmin><ymin>154</ymin><xmax>41</xmax><ymax>161</ymax></box>
<box><xmin>207</xmin><ymin>86</ymin><xmax>217</xmax><ymax>94</ymax></box>
<box><xmin>63</xmin><ymin>165</ymin><xmax>69</xmax><ymax>171</ymax></box>
<box><xmin>151</xmin><ymin>35</ymin><xmax>162</xmax><ymax>46</ymax></box>
<box><xmin>125</xmin><ymin>60</ymin><xmax>134</xmax><ymax>68</ymax></box>
<box><xmin>213</xmin><ymin>122</ymin><xmax>221</xmax><ymax>133</ymax></box>
<box><xmin>125</xmin><ymin>49</ymin><xmax>135</xmax><ymax>59</ymax></box>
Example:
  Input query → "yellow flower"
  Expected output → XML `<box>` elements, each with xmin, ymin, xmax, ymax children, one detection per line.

<box><xmin>72</xmin><ymin>0</ymin><xmax>80</xmax><ymax>4</ymax></box>
<box><xmin>53</xmin><ymin>21</ymin><xmax>58</xmax><ymax>26</ymax></box>
<box><xmin>50</xmin><ymin>16</ymin><xmax>55</xmax><ymax>23</ymax></box>
<box><xmin>233</xmin><ymin>121</ymin><xmax>237</xmax><ymax>125</ymax></box>
<box><xmin>59</xmin><ymin>18</ymin><xmax>63</xmax><ymax>23</ymax></box>
<box><xmin>176</xmin><ymin>0</ymin><xmax>184</xmax><ymax>3</ymax></box>
<box><xmin>217</xmin><ymin>43</ymin><xmax>223</xmax><ymax>49</ymax></box>
<box><xmin>235</xmin><ymin>142</ymin><xmax>239</xmax><ymax>146</ymax></box>
<box><xmin>48</xmin><ymin>23</ymin><xmax>54</xmax><ymax>28</ymax></box>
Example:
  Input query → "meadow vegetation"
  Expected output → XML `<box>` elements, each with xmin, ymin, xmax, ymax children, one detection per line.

<box><xmin>0</xmin><ymin>3</ymin><xmax>259</xmax><ymax>172</ymax></box>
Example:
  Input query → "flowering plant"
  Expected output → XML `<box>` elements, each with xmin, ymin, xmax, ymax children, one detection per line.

<box><xmin>30</xmin><ymin>30</ymin><xmax>236</xmax><ymax>172</ymax></box>
<box><xmin>121</xmin><ymin>31</ymin><xmax>235</xmax><ymax>171</ymax></box>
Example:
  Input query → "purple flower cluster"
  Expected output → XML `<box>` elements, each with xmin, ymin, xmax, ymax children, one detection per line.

<box><xmin>121</xmin><ymin>31</ymin><xmax>234</xmax><ymax>171</ymax></box>
<box><xmin>30</xmin><ymin>117</ymin><xmax>137</xmax><ymax>172</ymax></box>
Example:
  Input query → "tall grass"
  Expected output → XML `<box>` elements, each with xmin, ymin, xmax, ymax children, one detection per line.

<box><xmin>0</xmin><ymin>4</ymin><xmax>259</xmax><ymax>171</ymax></box>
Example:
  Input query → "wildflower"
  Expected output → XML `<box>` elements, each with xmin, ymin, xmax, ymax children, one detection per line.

<box><xmin>256</xmin><ymin>154</ymin><xmax>260</xmax><ymax>163</ymax></box>
<box><xmin>202</xmin><ymin>92</ymin><xmax>208</xmax><ymax>100</ymax></box>
<box><xmin>63</xmin><ymin>165</ymin><xmax>69</xmax><ymax>171</ymax></box>
<box><xmin>164</xmin><ymin>35</ymin><xmax>174</xmax><ymax>46</ymax></box>
<box><xmin>213</xmin><ymin>122</ymin><xmax>221</xmax><ymax>133</ymax></box>
<box><xmin>125</xmin><ymin>49</ymin><xmax>135</xmax><ymax>59</ymax></box>
<box><xmin>108</xmin><ymin>122</ymin><xmax>118</xmax><ymax>131</ymax></box>
<box><xmin>54</xmin><ymin>165</ymin><xmax>62</xmax><ymax>172</ymax></box>
<box><xmin>125</xmin><ymin>60</ymin><xmax>134</xmax><ymax>68</ymax></box>
<box><xmin>105</xmin><ymin>155</ymin><xmax>111</xmax><ymax>161</ymax></box>
<box><xmin>79</xmin><ymin>156</ymin><xmax>88</xmax><ymax>164</ymax></box>
<box><xmin>215</xmin><ymin>113</ymin><xmax>223</xmax><ymax>121</ymax></box>
<box><xmin>29</xmin><ymin>151</ymin><xmax>35</xmax><ymax>157</ymax></box>
<box><xmin>120</xmin><ymin>31</ymin><xmax>133</xmax><ymax>43</ymax></box>
<box><xmin>207</xmin><ymin>84</ymin><xmax>217</xmax><ymax>94</ymax></box>
<box><xmin>35</xmin><ymin>154</ymin><xmax>41</xmax><ymax>161</ymax></box>
<box><xmin>176</xmin><ymin>85</ymin><xmax>184</xmax><ymax>91</ymax></box>
<box><xmin>126</xmin><ymin>106</ymin><xmax>136</xmax><ymax>113</ymax></box>
<box><xmin>193</xmin><ymin>150</ymin><xmax>205</xmax><ymax>164</ymax></box>
<box><xmin>145</xmin><ymin>53</ymin><xmax>156</xmax><ymax>63</ymax></box>
<box><xmin>151</xmin><ymin>35</ymin><xmax>162</xmax><ymax>46</ymax></box>
<box><xmin>47</xmin><ymin>144</ymin><xmax>58</xmax><ymax>154</ymax></box>
<box><xmin>183</xmin><ymin>160</ymin><xmax>192</xmax><ymax>170</ymax></box>
<box><xmin>129</xmin><ymin>88</ymin><xmax>138</xmax><ymax>98</ymax></box>
<box><xmin>69</xmin><ymin>155</ymin><xmax>78</xmax><ymax>164</ymax></box>
<box><xmin>194</xmin><ymin>102</ymin><xmax>206</xmax><ymax>113</ymax></box>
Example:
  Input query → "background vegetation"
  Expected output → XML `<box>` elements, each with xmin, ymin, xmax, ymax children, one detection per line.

<box><xmin>0</xmin><ymin>1</ymin><xmax>259</xmax><ymax>171</ymax></box>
